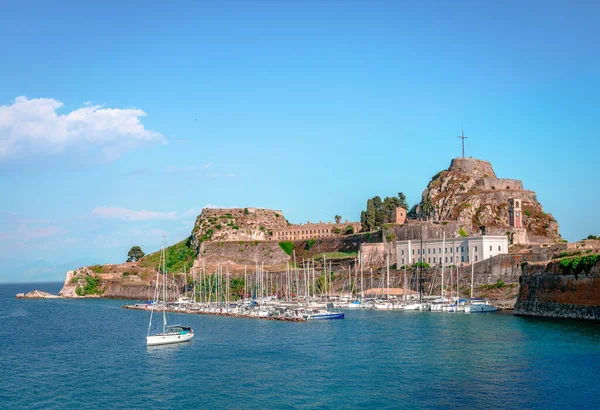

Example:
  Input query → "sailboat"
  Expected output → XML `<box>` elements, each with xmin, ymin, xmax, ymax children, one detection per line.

<box><xmin>146</xmin><ymin>236</ymin><xmax>195</xmax><ymax>346</ymax></box>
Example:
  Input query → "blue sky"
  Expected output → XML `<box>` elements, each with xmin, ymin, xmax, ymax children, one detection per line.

<box><xmin>0</xmin><ymin>0</ymin><xmax>598</xmax><ymax>282</ymax></box>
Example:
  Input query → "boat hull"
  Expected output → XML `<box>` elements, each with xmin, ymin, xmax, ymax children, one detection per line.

<box><xmin>306</xmin><ymin>312</ymin><xmax>345</xmax><ymax>320</ymax></box>
<box><xmin>465</xmin><ymin>304</ymin><xmax>498</xmax><ymax>313</ymax></box>
<box><xmin>146</xmin><ymin>332</ymin><xmax>194</xmax><ymax>346</ymax></box>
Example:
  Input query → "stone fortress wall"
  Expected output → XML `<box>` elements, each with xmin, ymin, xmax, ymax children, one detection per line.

<box><xmin>448</xmin><ymin>157</ymin><xmax>496</xmax><ymax>177</ymax></box>
<box><xmin>200</xmin><ymin>207</ymin><xmax>284</xmax><ymax>219</ymax></box>
<box><xmin>476</xmin><ymin>177</ymin><xmax>524</xmax><ymax>191</ymax></box>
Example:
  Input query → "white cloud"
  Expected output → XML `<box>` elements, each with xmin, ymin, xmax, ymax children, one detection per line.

<box><xmin>92</xmin><ymin>207</ymin><xmax>178</xmax><ymax>221</ymax></box>
<box><xmin>202</xmin><ymin>162</ymin><xmax>212</xmax><ymax>169</ymax></box>
<box><xmin>0</xmin><ymin>96</ymin><xmax>165</xmax><ymax>162</ymax></box>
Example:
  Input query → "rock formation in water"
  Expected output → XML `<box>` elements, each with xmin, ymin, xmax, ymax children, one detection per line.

<box><xmin>16</xmin><ymin>290</ymin><xmax>60</xmax><ymax>299</ymax></box>
<box><xmin>412</xmin><ymin>158</ymin><xmax>560</xmax><ymax>244</ymax></box>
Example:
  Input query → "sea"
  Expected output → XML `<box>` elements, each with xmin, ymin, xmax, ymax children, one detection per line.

<box><xmin>1</xmin><ymin>283</ymin><xmax>599</xmax><ymax>409</ymax></box>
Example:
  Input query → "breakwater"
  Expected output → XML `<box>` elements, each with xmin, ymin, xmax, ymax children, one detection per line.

<box><xmin>122</xmin><ymin>304</ymin><xmax>307</xmax><ymax>322</ymax></box>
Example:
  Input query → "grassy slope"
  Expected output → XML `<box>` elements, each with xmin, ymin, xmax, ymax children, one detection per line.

<box><xmin>137</xmin><ymin>236</ymin><xmax>198</xmax><ymax>273</ymax></box>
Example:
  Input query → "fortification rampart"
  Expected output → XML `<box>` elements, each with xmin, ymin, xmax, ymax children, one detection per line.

<box><xmin>515</xmin><ymin>269</ymin><xmax>600</xmax><ymax>320</ymax></box>
<box><xmin>476</xmin><ymin>177</ymin><xmax>523</xmax><ymax>191</ymax></box>
<box><xmin>449</xmin><ymin>158</ymin><xmax>496</xmax><ymax>177</ymax></box>
<box><xmin>199</xmin><ymin>207</ymin><xmax>284</xmax><ymax>219</ymax></box>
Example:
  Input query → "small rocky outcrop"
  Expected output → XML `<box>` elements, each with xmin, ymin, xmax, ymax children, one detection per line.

<box><xmin>16</xmin><ymin>290</ymin><xmax>60</xmax><ymax>299</ymax></box>
<box><xmin>413</xmin><ymin>158</ymin><xmax>560</xmax><ymax>243</ymax></box>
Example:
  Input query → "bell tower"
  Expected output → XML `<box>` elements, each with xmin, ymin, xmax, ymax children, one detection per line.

<box><xmin>508</xmin><ymin>198</ymin><xmax>522</xmax><ymax>228</ymax></box>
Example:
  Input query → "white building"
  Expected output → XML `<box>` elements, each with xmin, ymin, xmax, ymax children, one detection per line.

<box><xmin>396</xmin><ymin>236</ymin><xmax>508</xmax><ymax>267</ymax></box>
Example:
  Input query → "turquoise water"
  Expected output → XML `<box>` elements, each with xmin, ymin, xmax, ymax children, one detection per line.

<box><xmin>1</xmin><ymin>283</ymin><xmax>599</xmax><ymax>409</ymax></box>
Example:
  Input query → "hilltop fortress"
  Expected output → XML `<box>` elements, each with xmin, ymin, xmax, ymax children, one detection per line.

<box><xmin>412</xmin><ymin>158</ymin><xmax>560</xmax><ymax>244</ymax></box>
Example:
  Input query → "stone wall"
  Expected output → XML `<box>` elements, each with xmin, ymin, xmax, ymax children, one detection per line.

<box><xmin>385</xmin><ymin>221</ymin><xmax>463</xmax><ymax>241</ymax></box>
<box><xmin>476</xmin><ymin>177</ymin><xmax>524</xmax><ymax>191</ymax></box>
<box><xmin>194</xmin><ymin>240</ymin><xmax>291</xmax><ymax>272</ymax></box>
<box><xmin>448</xmin><ymin>158</ymin><xmax>496</xmax><ymax>177</ymax></box>
<box><xmin>515</xmin><ymin>272</ymin><xmax>600</xmax><ymax>320</ymax></box>
<box><xmin>361</xmin><ymin>243</ymin><xmax>395</xmax><ymax>269</ymax></box>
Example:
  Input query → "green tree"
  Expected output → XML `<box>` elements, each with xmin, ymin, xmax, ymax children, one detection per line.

<box><xmin>397</xmin><ymin>192</ymin><xmax>408</xmax><ymax>210</ymax></box>
<box><xmin>335</xmin><ymin>215</ymin><xmax>342</xmax><ymax>224</ymax></box>
<box><xmin>229</xmin><ymin>276</ymin><xmax>245</xmax><ymax>300</ymax></box>
<box><xmin>383</xmin><ymin>196</ymin><xmax>401</xmax><ymax>222</ymax></box>
<box><xmin>373</xmin><ymin>196</ymin><xmax>385</xmax><ymax>227</ymax></box>
<box><xmin>344</xmin><ymin>225</ymin><xmax>355</xmax><ymax>235</ymax></box>
<box><xmin>127</xmin><ymin>246</ymin><xmax>145</xmax><ymax>262</ymax></box>
<box><xmin>360</xmin><ymin>210</ymin><xmax>367</xmax><ymax>231</ymax></box>
<box><xmin>366</xmin><ymin>199</ymin><xmax>376</xmax><ymax>231</ymax></box>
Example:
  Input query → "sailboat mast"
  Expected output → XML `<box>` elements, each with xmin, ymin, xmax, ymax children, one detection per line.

<box><xmin>162</xmin><ymin>236</ymin><xmax>167</xmax><ymax>333</ymax></box>
<box><xmin>404</xmin><ymin>264</ymin><xmax>407</xmax><ymax>302</ymax></box>
<box><xmin>471</xmin><ymin>247</ymin><xmax>475</xmax><ymax>299</ymax></box>
<box><xmin>441</xmin><ymin>232</ymin><xmax>445</xmax><ymax>300</ymax></box>
<box><xmin>360</xmin><ymin>251</ymin><xmax>364</xmax><ymax>301</ymax></box>
<box><xmin>386</xmin><ymin>251</ymin><xmax>390</xmax><ymax>300</ymax></box>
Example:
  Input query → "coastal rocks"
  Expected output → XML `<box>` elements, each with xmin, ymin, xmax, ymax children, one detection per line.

<box><xmin>412</xmin><ymin>158</ymin><xmax>560</xmax><ymax>243</ymax></box>
<box><xmin>16</xmin><ymin>290</ymin><xmax>60</xmax><ymax>299</ymax></box>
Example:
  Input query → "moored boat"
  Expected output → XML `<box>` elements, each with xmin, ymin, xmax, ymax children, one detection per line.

<box><xmin>465</xmin><ymin>298</ymin><xmax>498</xmax><ymax>313</ymax></box>
<box><xmin>146</xmin><ymin>325</ymin><xmax>194</xmax><ymax>346</ymax></box>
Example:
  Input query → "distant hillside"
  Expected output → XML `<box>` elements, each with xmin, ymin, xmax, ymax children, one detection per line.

<box><xmin>137</xmin><ymin>236</ymin><xmax>197</xmax><ymax>274</ymax></box>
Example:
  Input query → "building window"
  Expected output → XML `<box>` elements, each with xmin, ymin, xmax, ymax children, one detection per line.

<box><xmin>475</xmin><ymin>255</ymin><xmax>478</xmax><ymax>261</ymax></box>
<box><xmin>439</xmin><ymin>248</ymin><xmax>442</xmax><ymax>253</ymax></box>
<box><xmin>461</xmin><ymin>247</ymin><xmax>464</xmax><ymax>252</ymax></box>
<box><xmin>475</xmin><ymin>246</ymin><xmax>478</xmax><ymax>252</ymax></box>
<box><xmin>461</xmin><ymin>256</ymin><xmax>464</xmax><ymax>262</ymax></box>
<box><xmin>450</xmin><ymin>257</ymin><xmax>453</xmax><ymax>262</ymax></box>
<box><xmin>456</xmin><ymin>247</ymin><xmax>459</xmax><ymax>252</ymax></box>
<box><xmin>490</xmin><ymin>245</ymin><xmax>492</xmax><ymax>251</ymax></box>
<box><xmin>498</xmin><ymin>246</ymin><xmax>501</xmax><ymax>251</ymax></box>
<box><xmin>445</xmin><ymin>257</ymin><xmax>448</xmax><ymax>263</ymax></box>
<box><xmin>401</xmin><ymin>250</ymin><xmax>404</xmax><ymax>255</ymax></box>
<box><xmin>428</xmin><ymin>258</ymin><xmax>431</xmax><ymax>263</ymax></box>
<box><xmin>433</xmin><ymin>257</ymin><xmax>436</xmax><ymax>263</ymax></box>
<box><xmin>428</xmin><ymin>249</ymin><xmax>430</xmax><ymax>254</ymax></box>
<box><xmin>402</xmin><ymin>258</ymin><xmax>405</xmax><ymax>264</ymax></box>
<box><xmin>412</xmin><ymin>249</ymin><xmax>415</xmax><ymax>255</ymax></box>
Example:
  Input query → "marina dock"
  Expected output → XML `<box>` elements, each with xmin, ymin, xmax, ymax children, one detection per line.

<box><xmin>122</xmin><ymin>304</ymin><xmax>307</xmax><ymax>322</ymax></box>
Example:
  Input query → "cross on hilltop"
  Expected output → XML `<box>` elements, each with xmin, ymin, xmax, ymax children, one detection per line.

<box><xmin>457</xmin><ymin>129</ymin><xmax>468</xmax><ymax>158</ymax></box>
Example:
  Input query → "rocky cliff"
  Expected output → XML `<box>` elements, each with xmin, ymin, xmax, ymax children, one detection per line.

<box><xmin>190</xmin><ymin>207</ymin><xmax>288</xmax><ymax>248</ymax></box>
<box><xmin>58</xmin><ymin>262</ymin><xmax>184</xmax><ymax>300</ymax></box>
<box><xmin>413</xmin><ymin>158</ymin><xmax>560</xmax><ymax>243</ymax></box>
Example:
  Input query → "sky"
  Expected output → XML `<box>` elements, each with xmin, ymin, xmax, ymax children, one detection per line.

<box><xmin>0</xmin><ymin>0</ymin><xmax>599</xmax><ymax>282</ymax></box>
